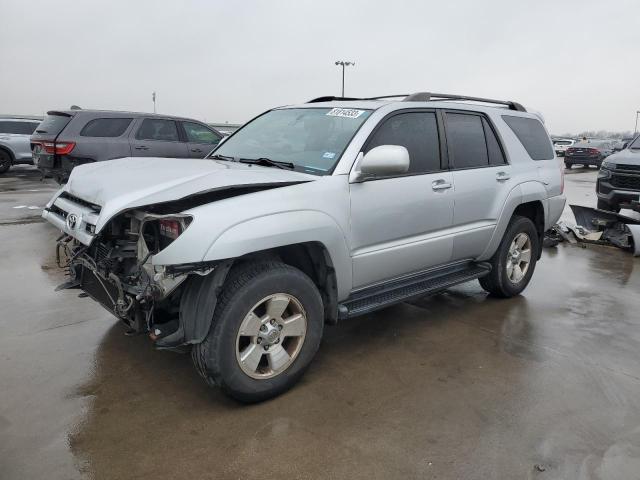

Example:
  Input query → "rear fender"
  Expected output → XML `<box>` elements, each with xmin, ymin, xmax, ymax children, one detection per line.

<box><xmin>478</xmin><ymin>181</ymin><xmax>548</xmax><ymax>261</ymax></box>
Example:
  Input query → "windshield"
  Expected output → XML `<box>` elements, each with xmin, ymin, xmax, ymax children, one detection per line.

<box><xmin>210</xmin><ymin>107</ymin><xmax>372</xmax><ymax>175</ymax></box>
<box><xmin>629</xmin><ymin>136</ymin><xmax>640</xmax><ymax>149</ymax></box>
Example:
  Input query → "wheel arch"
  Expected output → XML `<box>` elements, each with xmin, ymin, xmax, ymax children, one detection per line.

<box><xmin>0</xmin><ymin>144</ymin><xmax>16</xmax><ymax>163</ymax></box>
<box><xmin>478</xmin><ymin>182</ymin><xmax>548</xmax><ymax>261</ymax></box>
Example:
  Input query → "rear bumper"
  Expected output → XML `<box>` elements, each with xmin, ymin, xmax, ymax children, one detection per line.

<box><xmin>546</xmin><ymin>194</ymin><xmax>566</xmax><ymax>229</ymax></box>
<box><xmin>565</xmin><ymin>155</ymin><xmax>602</xmax><ymax>166</ymax></box>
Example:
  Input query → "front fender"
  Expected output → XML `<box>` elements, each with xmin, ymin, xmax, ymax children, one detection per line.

<box><xmin>204</xmin><ymin>210</ymin><xmax>352</xmax><ymax>299</ymax></box>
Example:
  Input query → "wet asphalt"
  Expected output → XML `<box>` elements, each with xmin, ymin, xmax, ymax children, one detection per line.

<box><xmin>1</xmin><ymin>164</ymin><xmax>640</xmax><ymax>479</ymax></box>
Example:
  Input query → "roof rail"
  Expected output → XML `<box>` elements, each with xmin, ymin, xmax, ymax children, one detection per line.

<box><xmin>307</xmin><ymin>96</ymin><xmax>364</xmax><ymax>103</ymax></box>
<box><xmin>307</xmin><ymin>92</ymin><xmax>526</xmax><ymax>112</ymax></box>
<box><xmin>403</xmin><ymin>92</ymin><xmax>526</xmax><ymax>112</ymax></box>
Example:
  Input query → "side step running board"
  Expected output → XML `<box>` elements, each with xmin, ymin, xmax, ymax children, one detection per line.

<box><xmin>338</xmin><ymin>262</ymin><xmax>491</xmax><ymax>320</ymax></box>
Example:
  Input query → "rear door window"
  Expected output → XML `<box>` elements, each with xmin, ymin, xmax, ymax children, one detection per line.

<box><xmin>502</xmin><ymin>115</ymin><xmax>554</xmax><ymax>160</ymax></box>
<box><xmin>135</xmin><ymin>119</ymin><xmax>180</xmax><ymax>142</ymax></box>
<box><xmin>80</xmin><ymin>118</ymin><xmax>132</xmax><ymax>137</ymax></box>
<box><xmin>182</xmin><ymin>122</ymin><xmax>222</xmax><ymax>144</ymax></box>
<box><xmin>445</xmin><ymin>113</ymin><xmax>489</xmax><ymax>168</ymax></box>
<box><xmin>364</xmin><ymin>111</ymin><xmax>441</xmax><ymax>174</ymax></box>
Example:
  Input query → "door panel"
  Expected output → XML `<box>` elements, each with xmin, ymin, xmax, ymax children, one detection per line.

<box><xmin>182</xmin><ymin>121</ymin><xmax>222</xmax><ymax>158</ymax></box>
<box><xmin>349</xmin><ymin>173</ymin><xmax>454</xmax><ymax>288</ymax></box>
<box><xmin>130</xmin><ymin>118</ymin><xmax>189</xmax><ymax>158</ymax></box>
<box><xmin>444</xmin><ymin>111</ymin><xmax>512</xmax><ymax>261</ymax></box>
<box><xmin>451</xmin><ymin>166</ymin><xmax>513</xmax><ymax>259</ymax></box>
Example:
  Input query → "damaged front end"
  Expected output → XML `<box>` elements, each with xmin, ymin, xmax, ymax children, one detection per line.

<box><xmin>53</xmin><ymin>205</ymin><xmax>228</xmax><ymax>349</ymax></box>
<box><xmin>56</xmin><ymin>210</ymin><xmax>193</xmax><ymax>331</ymax></box>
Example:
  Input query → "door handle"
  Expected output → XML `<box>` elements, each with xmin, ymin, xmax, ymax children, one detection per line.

<box><xmin>496</xmin><ymin>171</ymin><xmax>511</xmax><ymax>181</ymax></box>
<box><xmin>191</xmin><ymin>148</ymin><xmax>202</xmax><ymax>153</ymax></box>
<box><xmin>134</xmin><ymin>145</ymin><xmax>149</xmax><ymax>151</ymax></box>
<box><xmin>432</xmin><ymin>179</ymin><xmax>452</xmax><ymax>191</ymax></box>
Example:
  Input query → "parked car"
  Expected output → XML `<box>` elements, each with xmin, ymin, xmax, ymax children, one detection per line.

<box><xmin>612</xmin><ymin>137</ymin><xmax>635</xmax><ymax>152</ymax></box>
<box><xmin>596</xmin><ymin>135</ymin><xmax>640</xmax><ymax>212</ymax></box>
<box><xmin>31</xmin><ymin>110</ymin><xmax>224</xmax><ymax>182</ymax></box>
<box><xmin>552</xmin><ymin>138</ymin><xmax>574</xmax><ymax>156</ymax></box>
<box><xmin>564</xmin><ymin>140</ymin><xmax>614</xmax><ymax>169</ymax></box>
<box><xmin>0</xmin><ymin>117</ymin><xmax>42</xmax><ymax>174</ymax></box>
<box><xmin>42</xmin><ymin>92</ymin><xmax>565</xmax><ymax>402</ymax></box>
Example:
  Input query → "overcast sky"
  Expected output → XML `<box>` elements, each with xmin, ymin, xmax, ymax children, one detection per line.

<box><xmin>1</xmin><ymin>0</ymin><xmax>639</xmax><ymax>134</ymax></box>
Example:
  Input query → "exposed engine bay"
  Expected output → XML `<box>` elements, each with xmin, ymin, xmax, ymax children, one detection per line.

<box><xmin>56</xmin><ymin>210</ymin><xmax>202</xmax><ymax>338</ymax></box>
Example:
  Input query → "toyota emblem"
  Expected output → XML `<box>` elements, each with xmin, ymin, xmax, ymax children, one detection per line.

<box><xmin>66</xmin><ymin>213</ymin><xmax>79</xmax><ymax>230</ymax></box>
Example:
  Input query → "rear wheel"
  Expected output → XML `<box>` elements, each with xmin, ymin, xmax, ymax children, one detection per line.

<box><xmin>597</xmin><ymin>199</ymin><xmax>620</xmax><ymax>213</ymax></box>
<box><xmin>192</xmin><ymin>261</ymin><xmax>324</xmax><ymax>403</ymax></box>
<box><xmin>564</xmin><ymin>161</ymin><xmax>572</xmax><ymax>169</ymax></box>
<box><xmin>0</xmin><ymin>150</ymin><xmax>11</xmax><ymax>174</ymax></box>
<box><xmin>479</xmin><ymin>216</ymin><xmax>539</xmax><ymax>298</ymax></box>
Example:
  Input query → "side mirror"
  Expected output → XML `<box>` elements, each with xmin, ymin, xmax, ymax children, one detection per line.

<box><xmin>352</xmin><ymin>145</ymin><xmax>410</xmax><ymax>181</ymax></box>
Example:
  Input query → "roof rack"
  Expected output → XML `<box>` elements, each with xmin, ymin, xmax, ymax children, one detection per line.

<box><xmin>307</xmin><ymin>92</ymin><xmax>526</xmax><ymax>112</ymax></box>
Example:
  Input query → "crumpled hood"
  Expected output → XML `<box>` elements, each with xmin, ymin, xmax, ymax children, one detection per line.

<box><xmin>606</xmin><ymin>149</ymin><xmax>640</xmax><ymax>165</ymax></box>
<box><xmin>53</xmin><ymin>157</ymin><xmax>316</xmax><ymax>231</ymax></box>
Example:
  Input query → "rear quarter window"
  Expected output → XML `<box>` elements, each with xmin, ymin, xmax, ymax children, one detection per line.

<box><xmin>80</xmin><ymin>118</ymin><xmax>133</xmax><ymax>137</ymax></box>
<box><xmin>502</xmin><ymin>115</ymin><xmax>554</xmax><ymax>160</ymax></box>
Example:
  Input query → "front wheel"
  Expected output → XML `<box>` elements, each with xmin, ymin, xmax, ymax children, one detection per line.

<box><xmin>192</xmin><ymin>261</ymin><xmax>324</xmax><ymax>403</ymax></box>
<box><xmin>0</xmin><ymin>150</ymin><xmax>11</xmax><ymax>174</ymax></box>
<box><xmin>480</xmin><ymin>216</ymin><xmax>539</xmax><ymax>298</ymax></box>
<box><xmin>565</xmin><ymin>161</ymin><xmax>572</xmax><ymax>169</ymax></box>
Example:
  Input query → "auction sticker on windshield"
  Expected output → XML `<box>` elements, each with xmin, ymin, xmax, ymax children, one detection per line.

<box><xmin>326</xmin><ymin>108</ymin><xmax>365</xmax><ymax>119</ymax></box>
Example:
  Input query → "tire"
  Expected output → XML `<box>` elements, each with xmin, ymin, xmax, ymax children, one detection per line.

<box><xmin>0</xmin><ymin>150</ymin><xmax>11</xmax><ymax>174</ymax></box>
<box><xmin>479</xmin><ymin>216</ymin><xmax>539</xmax><ymax>298</ymax></box>
<box><xmin>565</xmin><ymin>161</ymin><xmax>572</xmax><ymax>169</ymax></box>
<box><xmin>597</xmin><ymin>199</ymin><xmax>620</xmax><ymax>213</ymax></box>
<box><xmin>192</xmin><ymin>261</ymin><xmax>324</xmax><ymax>403</ymax></box>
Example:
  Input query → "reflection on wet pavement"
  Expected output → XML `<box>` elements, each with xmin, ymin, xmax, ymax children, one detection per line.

<box><xmin>2</xmin><ymin>167</ymin><xmax>640</xmax><ymax>479</ymax></box>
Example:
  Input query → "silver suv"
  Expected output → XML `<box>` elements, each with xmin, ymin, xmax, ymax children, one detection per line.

<box><xmin>43</xmin><ymin>92</ymin><xmax>565</xmax><ymax>402</ymax></box>
<box><xmin>0</xmin><ymin>117</ymin><xmax>41</xmax><ymax>174</ymax></box>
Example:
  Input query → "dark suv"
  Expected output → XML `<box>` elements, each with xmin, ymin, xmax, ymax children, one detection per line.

<box><xmin>31</xmin><ymin>110</ymin><xmax>223</xmax><ymax>182</ymax></box>
<box><xmin>597</xmin><ymin>135</ymin><xmax>640</xmax><ymax>212</ymax></box>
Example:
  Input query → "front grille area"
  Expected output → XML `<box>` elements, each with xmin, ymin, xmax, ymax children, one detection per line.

<box><xmin>59</xmin><ymin>192</ymin><xmax>101</xmax><ymax>213</ymax></box>
<box><xmin>49</xmin><ymin>204</ymin><xmax>68</xmax><ymax>219</ymax></box>
<box><xmin>614</xmin><ymin>164</ymin><xmax>640</xmax><ymax>172</ymax></box>
<box><xmin>610</xmin><ymin>174</ymin><xmax>640</xmax><ymax>190</ymax></box>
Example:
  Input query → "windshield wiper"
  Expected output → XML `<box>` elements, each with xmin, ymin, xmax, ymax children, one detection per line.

<box><xmin>209</xmin><ymin>153</ymin><xmax>235</xmax><ymax>161</ymax></box>
<box><xmin>239</xmin><ymin>157</ymin><xmax>294</xmax><ymax>170</ymax></box>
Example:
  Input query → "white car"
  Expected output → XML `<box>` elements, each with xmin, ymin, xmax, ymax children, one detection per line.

<box><xmin>553</xmin><ymin>138</ymin><xmax>574</xmax><ymax>157</ymax></box>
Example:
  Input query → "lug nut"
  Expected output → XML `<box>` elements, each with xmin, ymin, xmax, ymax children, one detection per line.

<box><xmin>270</xmin><ymin>319</ymin><xmax>276</xmax><ymax>326</ymax></box>
<box><xmin>257</xmin><ymin>338</ymin><xmax>262</xmax><ymax>344</ymax></box>
<box><xmin>264</xmin><ymin>345</ymin><xmax>270</xmax><ymax>351</ymax></box>
<box><xmin>278</xmin><ymin>324</ymin><xmax>283</xmax><ymax>330</ymax></box>
<box><xmin>260</xmin><ymin>325</ymin><xmax>267</xmax><ymax>332</ymax></box>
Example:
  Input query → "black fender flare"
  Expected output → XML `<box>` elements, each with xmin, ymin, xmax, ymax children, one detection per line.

<box><xmin>155</xmin><ymin>260</ymin><xmax>233</xmax><ymax>349</ymax></box>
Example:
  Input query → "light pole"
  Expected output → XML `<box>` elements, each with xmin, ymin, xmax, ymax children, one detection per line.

<box><xmin>334</xmin><ymin>60</ymin><xmax>355</xmax><ymax>97</ymax></box>
<box><xmin>635</xmin><ymin>110</ymin><xmax>640</xmax><ymax>135</ymax></box>
<box><xmin>152</xmin><ymin>91</ymin><xmax>157</xmax><ymax>113</ymax></box>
